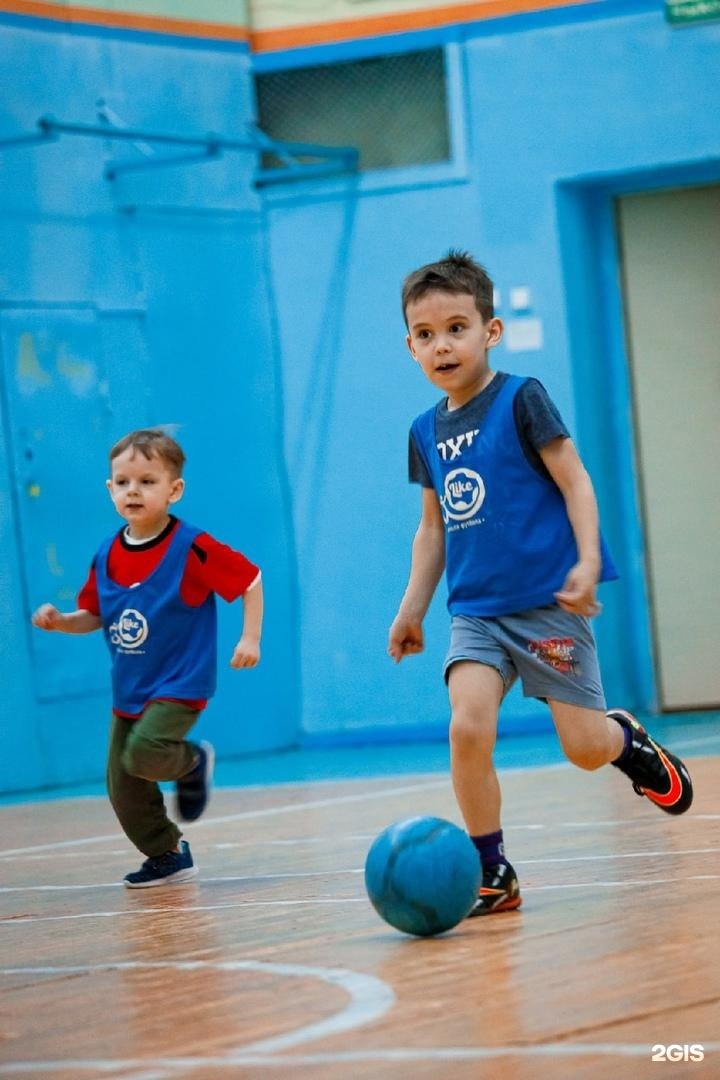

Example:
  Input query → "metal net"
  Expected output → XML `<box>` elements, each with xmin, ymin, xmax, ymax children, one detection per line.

<box><xmin>256</xmin><ymin>48</ymin><xmax>450</xmax><ymax>172</ymax></box>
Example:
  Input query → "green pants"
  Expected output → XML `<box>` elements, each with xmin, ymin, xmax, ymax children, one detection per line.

<box><xmin>106</xmin><ymin>700</ymin><xmax>200</xmax><ymax>857</ymax></box>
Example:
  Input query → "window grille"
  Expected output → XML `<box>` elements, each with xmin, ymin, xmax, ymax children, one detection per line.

<box><xmin>255</xmin><ymin>49</ymin><xmax>450</xmax><ymax>174</ymax></box>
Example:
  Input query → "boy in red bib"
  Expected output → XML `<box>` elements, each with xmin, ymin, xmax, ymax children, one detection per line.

<box><xmin>32</xmin><ymin>429</ymin><xmax>263</xmax><ymax>887</ymax></box>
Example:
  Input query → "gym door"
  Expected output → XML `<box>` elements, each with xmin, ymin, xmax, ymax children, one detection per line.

<box><xmin>616</xmin><ymin>184</ymin><xmax>720</xmax><ymax>710</ymax></box>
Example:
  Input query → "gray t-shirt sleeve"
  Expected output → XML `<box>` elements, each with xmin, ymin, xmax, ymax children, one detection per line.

<box><xmin>408</xmin><ymin>377</ymin><xmax>569</xmax><ymax>486</ymax></box>
<box><xmin>409</xmin><ymin>429</ymin><xmax>433</xmax><ymax>487</ymax></box>
<box><xmin>513</xmin><ymin>378</ymin><xmax>570</xmax><ymax>476</ymax></box>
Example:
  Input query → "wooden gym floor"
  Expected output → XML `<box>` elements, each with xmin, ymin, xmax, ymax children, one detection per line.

<box><xmin>1</xmin><ymin>734</ymin><xmax>719</xmax><ymax>1079</ymax></box>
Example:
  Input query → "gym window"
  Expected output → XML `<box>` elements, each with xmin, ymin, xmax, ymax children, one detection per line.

<box><xmin>255</xmin><ymin>48</ymin><xmax>452</xmax><ymax>175</ymax></box>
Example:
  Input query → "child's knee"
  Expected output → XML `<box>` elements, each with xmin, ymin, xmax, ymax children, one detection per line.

<box><xmin>449</xmin><ymin>707</ymin><xmax>495</xmax><ymax>759</ymax></box>
<box><xmin>550</xmin><ymin>703</ymin><xmax>614</xmax><ymax>771</ymax></box>
<box><xmin>561</xmin><ymin>738</ymin><xmax>607</xmax><ymax>771</ymax></box>
<box><xmin>122</xmin><ymin>734</ymin><xmax>169</xmax><ymax>780</ymax></box>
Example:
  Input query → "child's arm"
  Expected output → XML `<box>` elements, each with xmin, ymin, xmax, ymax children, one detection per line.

<box><xmin>388</xmin><ymin>488</ymin><xmax>446</xmax><ymax>662</ymax></box>
<box><xmin>32</xmin><ymin>604</ymin><xmax>102</xmax><ymax>634</ymax></box>
<box><xmin>540</xmin><ymin>437</ymin><xmax>602</xmax><ymax>617</ymax></box>
<box><xmin>230</xmin><ymin>576</ymin><xmax>263</xmax><ymax>669</ymax></box>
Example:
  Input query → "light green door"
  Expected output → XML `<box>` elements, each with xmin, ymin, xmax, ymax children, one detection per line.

<box><xmin>617</xmin><ymin>185</ymin><xmax>720</xmax><ymax>710</ymax></box>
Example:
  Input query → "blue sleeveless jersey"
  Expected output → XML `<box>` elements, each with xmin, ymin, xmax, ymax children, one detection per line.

<box><xmin>95</xmin><ymin>520</ymin><xmax>217</xmax><ymax>714</ymax></box>
<box><xmin>411</xmin><ymin>375</ymin><xmax>618</xmax><ymax>616</ymax></box>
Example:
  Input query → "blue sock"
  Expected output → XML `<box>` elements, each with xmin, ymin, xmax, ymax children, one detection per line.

<box><xmin>470</xmin><ymin>829</ymin><xmax>508</xmax><ymax>870</ymax></box>
<box><xmin>611</xmin><ymin>718</ymin><xmax>634</xmax><ymax>765</ymax></box>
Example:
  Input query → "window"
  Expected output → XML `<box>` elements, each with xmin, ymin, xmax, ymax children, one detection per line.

<box><xmin>255</xmin><ymin>49</ymin><xmax>450</xmax><ymax>174</ymax></box>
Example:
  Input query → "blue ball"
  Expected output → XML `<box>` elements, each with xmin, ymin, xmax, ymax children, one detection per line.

<box><xmin>364</xmin><ymin>816</ymin><xmax>481</xmax><ymax>936</ymax></box>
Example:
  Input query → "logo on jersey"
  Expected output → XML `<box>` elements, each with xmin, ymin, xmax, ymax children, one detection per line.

<box><xmin>109</xmin><ymin>608</ymin><xmax>149</xmax><ymax>650</ymax></box>
<box><xmin>436</xmin><ymin>428</ymin><xmax>480</xmax><ymax>461</ymax></box>
<box><xmin>441</xmin><ymin>467</ymin><xmax>486</xmax><ymax>523</ymax></box>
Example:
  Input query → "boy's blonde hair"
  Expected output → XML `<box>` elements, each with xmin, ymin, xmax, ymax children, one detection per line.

<box><xmin>109</xmin><ymin>429</ymin><xmax>185</xmax><ymax>479</ymax></box>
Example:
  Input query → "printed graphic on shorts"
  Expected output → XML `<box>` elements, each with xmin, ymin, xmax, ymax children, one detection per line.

<box><xmin>441</xmin><ymin>466</ymin><xmax>486</xmax><ymax>525</ymax></box>
<box><xmin>109</xmin><ymin>608</ymin><xmax>149</xmax><ymax>653</ymax></box>
<box><xmin>528</xmin><ymin>636</ymin><xmax>577</xmax><ymax>674</ymax></box>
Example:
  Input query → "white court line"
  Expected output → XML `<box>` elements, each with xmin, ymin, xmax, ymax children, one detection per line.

<box><xmin>520</xmin><ymin>845</ymin><xmax>720</xmax><ymax>864</ymax></box>
<box><xmin>187</xmin><ymin>1042</ymin><xmax>720</xmax><ymax>1061</ymax></box>
<box><xmin>2</xmin><ymin>810</ymin><xmax>718</xmax><ymax>863</ymax></box>
<box><xmin>527</xmin><ymin>873</ymin><xmax>720</xmax><ymax>890</ymax></box>
<box><xmin>5</xmin><ymin>819</ymin><xmax>718</xmax><ymax>864</ymax></box>
<box><xmin>3</xmin><ymin>847</ymin><xmax>719</xmax><ymax>893</ymax></box>
<box><xmin>0</xmin><ymin>869</ymin><xmax>364</xmax><ymax>892</ymax></box>
<box><xmin>5</xmin><ymin>837</ymin><xmax>384</xmax><ymax>862</ymax></box>
<box><xmin>561</xmin><ymin>814</ymin><xmax>720</xmax><ymax>828</ymax></box>
<box><xmin>1</xmin><ymin>963</ymin><xmax>717</xmax><ymax>1074</ymax></box>
<box><xmin>0</xmin><ymin>959</ymin><xmax>395</xmax><ymax>1066</ymax></box>
<box><xmin>2</xmin><ymin>873</ymin><xmax>720</xmax><ymax>924</ymax></box>
<box><xmin>0</xmin><ymin>778</ymin><xmax>449</xmax><ymax>859</ymax></box>
<box><xmin>0</xmin><ymin>899</ymin><xmax>368</xmax><ymax>923</ymax></box>
<box><xmin>3</xmin><ymin>1043</ymin><xmax>720</xmax><ymax>1073</ymax></box>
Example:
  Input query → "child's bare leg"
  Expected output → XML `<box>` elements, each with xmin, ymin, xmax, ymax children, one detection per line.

<box><xmin>548</xmin><ymin>700</ymin><xmax>624</xmax><ymax>770</ymax></box>
<box><xmin>549</xmin><ymin>699</ymin><xmax>693</xmax><ymax>814</ymax></box>
<box><xmin>449</xmin><ymin>660</ymin><xmax>521</xmax><ymax>915</ymax></box>
<box><xmin>448</xmin><ymin>660</ymin><xmax>505</xmax><ymax>834</ymax></box>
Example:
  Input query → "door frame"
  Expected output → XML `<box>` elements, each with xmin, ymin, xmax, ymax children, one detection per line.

<box><xmin>556</xmin><ymin>158</ymin><xmax>720</xmax><ymax>713</ymax></box>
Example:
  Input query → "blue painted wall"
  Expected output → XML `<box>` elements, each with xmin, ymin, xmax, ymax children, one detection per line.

<box><xmin>261</xmin><ymin>4</ymin><xmax>720</xmax><ymax>738</ymax></box>
<box><xmin>1</xmin><ymin>3</ymin><xmax>719</xmax><ymax>793</ymax></box>
<box><xmin>0</xmin><ymin>21</ymin><xmax>299</xmax><ymax>792</ymax></box>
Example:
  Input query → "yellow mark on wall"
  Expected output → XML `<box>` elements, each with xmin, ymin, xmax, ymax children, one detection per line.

<box><xmin>57</xmin><ymin>345</ymin><xmax>96</xmax><ymax>396</ymax></box>
<box><xmin>46</xmin><ymin>543</ymin><xmax>65</xmax><ymax>577</ymax></box>
<box><xmin>17</xmin><ymin>333</ymin><xmax>52</xmax><ymax>390</ymax></box>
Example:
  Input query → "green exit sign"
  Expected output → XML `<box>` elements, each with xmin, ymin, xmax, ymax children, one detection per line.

<box><xmin>666</xmin><ymin>0</ymin><xmax>720</xmax><ymax>23</ymax></box>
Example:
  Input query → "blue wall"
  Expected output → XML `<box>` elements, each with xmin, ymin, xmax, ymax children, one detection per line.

<box><xmin>0</xmin><ymin>21</ymin><xmax>299</xmax><ymax>792</ymax></box>
<box><xmin>1</xmin><ymin>3</ymin><xmax>719</xmax><ymax>793</ymax></box>
<box><xmin>262</xmin><ymin>3</ymin><xmax>720</xmax><ymax>738</ymax></box>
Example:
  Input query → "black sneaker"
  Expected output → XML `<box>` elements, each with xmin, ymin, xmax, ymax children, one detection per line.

<box><xmin>176</xmin><ymin>741</ymin><xmax>215</xmax><ymax>822</ymax></box>
<box><xmin>608</xmin><ymin>708</ymin><xmax>693</xmax><ymax>815</ymax></box>
<box><xmin>123</xmin><ymin>840</ymin><xmax>198</xmax><ymax>889</ymax></box>
<box><xmin>467</xmin><ymin>861</ymin><xmax>522</xmax><ymax>917</ymax></box>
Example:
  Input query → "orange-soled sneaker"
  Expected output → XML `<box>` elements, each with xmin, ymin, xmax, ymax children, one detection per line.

<box><xmin>467</xmin><ymin>861</ymin><xmax>522</xmax><ymax>917</ymax></box>
<box><xmin>608</xmin><ymin>708</ymin><xmax>693</xmax><ymax>816</ymax></box>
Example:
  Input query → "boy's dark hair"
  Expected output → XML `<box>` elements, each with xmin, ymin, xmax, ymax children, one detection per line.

<box><xmin>402</xmin><ymin>250</ymin><xmax>495</xmax><ymax>325</ymax></box>
<box><xmin>110</xmin><ymin>429</ymin><xmax>185</xmax><ymax>478</ymax></box>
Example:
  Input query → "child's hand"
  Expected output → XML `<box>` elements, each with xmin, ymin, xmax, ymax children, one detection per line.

<box><xmin>388</xmin><ymin>614</ymin><xmax>425</xmax><ymax>663</ymax></box>
<box><xmin>555</xmin><ymin>562</ymin><xmax>602</xmax><ymax>617</ymax></box>
<box><xmin>32</xmin><ymin>604</ymin><xmax>65</xmax><ymax>631</ymax></box>
<box><xmin>230</xmin><ymin>635</ymin><xmax>260</xmax><ymax>669</ymax></box>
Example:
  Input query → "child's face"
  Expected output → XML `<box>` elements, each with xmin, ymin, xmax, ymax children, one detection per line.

<box><xmin>106</xmin><ymin>447</ymin><xmax>184</xmax><ymax>538</ymax></box>
<box><xmin>405</xmin><ymin>289</ymin><xmax>503</xmax><ymax>408</ymax></box>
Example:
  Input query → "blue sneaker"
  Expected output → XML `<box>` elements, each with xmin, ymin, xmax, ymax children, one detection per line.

<box><xmin>176</xmin><ymin>741</ymin><xmax>215</xmax><ymax>822</ymax></box>
<box><xmin>123</xmin><ymin>840</ymin><xmax>198</xmax><ymax>889</ymax></box>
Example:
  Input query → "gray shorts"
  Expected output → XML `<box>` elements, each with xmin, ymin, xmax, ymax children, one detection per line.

<box><xmin>444</xmin><ymin>606</ymin><xmax>606</xmax><ymax>710</ymax></box>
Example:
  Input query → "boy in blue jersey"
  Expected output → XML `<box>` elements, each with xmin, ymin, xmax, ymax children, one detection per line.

<box><xmin>388</xmin><ymin>251</ymin><xmax>692</xmax><ymax>916</ymax></box>
<box><xmin>32</xmin><ymin>429</ymin><xmax>263</xmax><ymax>888</ymax></box>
